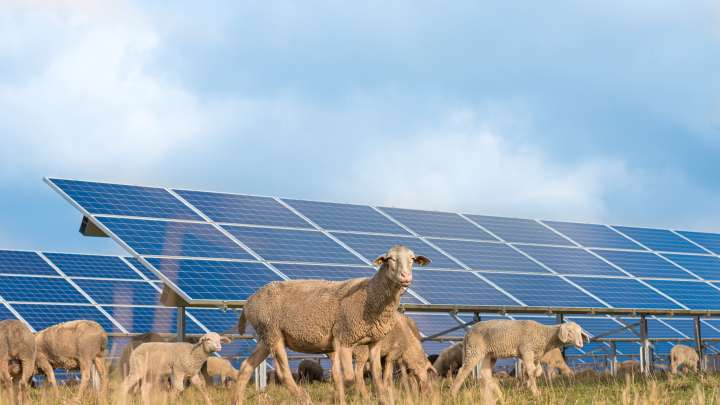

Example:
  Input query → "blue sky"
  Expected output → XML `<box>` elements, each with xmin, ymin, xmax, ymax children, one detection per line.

<box><xmin>0</xmin><ymin>1</ymin><xmax>719</xmax><ymax>255</ymax></box>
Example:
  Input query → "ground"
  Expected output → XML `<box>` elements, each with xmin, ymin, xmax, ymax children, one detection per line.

<box><xmin>10</xmin><ymin>373</ymin><xmax>720</xmax><ymax>404</ymax></box>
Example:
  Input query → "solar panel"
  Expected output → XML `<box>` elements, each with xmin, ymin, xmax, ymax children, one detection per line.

<box><xmin>175</xmin><ymin>190</ymin><xmax>311</xmax><ymax>228</ymax></box>
<box><xmin>49</xmin><ymin>178</ymin><xmax>201</xmax><ymax>220</ymax></box>
<box><xmin>619</xmin><ymin>317</ymin><xmax>683</xmax><ymax>339</ymax></box>
<box><xmin>643</xmin><ymin>280</ymin><xmax>720</xmax><ymax>310</ymax></box>
<box><xmin>567</xmin><ymin>316</ymin><xmax>634</xmax><ymax>339</ymax></box>
<box><xmin>45</xmin><ymin>253</ymin><xmax>142</xmax><ymax>279</ymax></box>
<box><xmin>379</xmin><ymin>207</ymin><xmax>496</xmax><ymax>241</ymax></box>
<box><xmin>516</xmin><ymin>245</ymin><xmax>626</xmax><ymax>276</ymax></box>
<box><xmin>466</xmin><ymin>215</ymin><xmax>573</xmax><ymax>246</ymax></box>
<box><xmin>99</xmin><ymin>217</ymin><xmax>254</xmax><ymax>260</ymax></box>
<box><xmin>330</xmin><ymin>233</ymin><xmax>459</xmax><ymax>269</ymax></box>
<box><xmin>406</xmin><ymin>312</ymin><xmax>464</xmax><ymax>337</ymax></box>
<box><xmin>592</xmin><ymin>250</ymin><xmax>694</xmax><ymax>279</ymax></box>
<box><xmin>410</xmin><ymin>270</ymin><xmax>517</xmax><ymax>306</ymax></box>
<box><xmin>187</xmin><ymin>308</ymin><xmax>242</xmax><ymax>334</ymax></box>
<box><xmin>0</xmin><ymin>303</ymin><xmax>18</xmax><ymax>321</ymax></box>
<box><xmin>429</xmin><ymin>239</ymin><xmax>549</xmax><ymax>273</ymax></box>
<box><xmin>662</xmin><ymin>254</ymin><xmax>720</xmax><ymax>280</ymax></box>
<box><xmin>145</xmin><ymin>259</ymin><xmax>283</xmax><ymax>302</ymax></box>
<box><xmin>73</xmin><ymin>279</ymin><xmax>161</xmax><ymax>306</ymax></box>
<box><xmin>542</xmin><ymin>221</ymin><xmax>643</xmax><ymax>250</ymax></box>
<box><xmin>0</xmin><ymin>276</ymin><xmax>89</xmax><ymax>303</ymax></box>
<box><xmin>659</xmin><ymin>318</ymin><xmax>720</xmax><ymax>339</ymax></box>
<box><xmin>223</xmin><ymin>226</ymin><xmax>363</xmax><ymax>265</ymax></box>
<box><xmin>283</xmin><ymin>199</ymin><xmax>409</xmax><ymax>235</ymax></box>
<box><xmin>124</xmin><ymin>257</ymin><xmax>159</xmax><ymax>280</ymax></box>
<box><xmin>612</xmin><ymin>226</ymin><xmax>706</xmax><ymax>254</ymax></box>
<box><xmin>11</xmin><ymin>304</ymin><xmax>116</xmax><ymax>332</ymax></box>
<box><xmin>479</xmin><ymin>273</ymin><xmax>603</xmax><ymax>308</ymax></box>
<box><xmin>677</xmin><ymin>231</ymin><xmax>720</xmax><ymax>255</ymax></box>
<box><xmin>102</xmin><ymin>306</ymin><xmax>204</xmax><ymax>334</ymax></box>
<box><xmin>566</xmin><ymin>277</ymin><xmax>681</xmax><ymax>309</ymax></box>
<box><xmin>0</xmin><ymin>250</ymin><xmax>58</xmax><ymax>276</ymax></box>
<box><xmin>220</xmin><ymin>339</ymin><xmax>258</xmax><ymax>360</ymax></box>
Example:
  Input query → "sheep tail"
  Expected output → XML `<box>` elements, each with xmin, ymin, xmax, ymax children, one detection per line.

<box><xmin>237</xmin><ymin>311</ymin><xmax>247</xmax><ymax>334</ymax></box>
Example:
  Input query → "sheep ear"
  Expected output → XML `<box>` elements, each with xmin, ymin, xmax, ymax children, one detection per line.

<box><xmin>428</xmin><ymin>364</ymin><xmax>438</xmax><ymax>377</ymax></box>
<box><xmin>373</xmin><ymin>255</ymin><xmax>388</xmax><ymax>267</ymax></box>
<box><xmin>221</xmin><ymin>336</ymin><xmax>231</xmax><ymax>344</ymax></box>
<box><xmin>414</xmin><ymin>256</ymin><xmax>431</xmax><ymax>266</ymax></box>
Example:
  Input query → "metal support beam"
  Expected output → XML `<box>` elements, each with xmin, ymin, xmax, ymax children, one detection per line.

<box><xmin>472</xmin><ymin>312</ymin><xmax>482</xmax><ymax>380</ymax></box>
<box><xmin>255</xmin><ymin>360</ymin><xmax>267</xmax><ymax>391</ymax></box>
<box><xmin>556</xmin><ymin>313</ymin><xmax>565</xmax><ymax>359</ymax></box>
<box><xmin>610</xmin><ymin>342</ymin><xmax>617</xmax><ymax>377</ymax></box>
<box><xmin>177</xmin><ymin>307</ymin><xmax>186</xmax><ymax>342</ymax></box>
<box><xmin>639</xmin><ymin>315</ymin><xmax>651</xmax><ymax>375</ymax></box>
<box><xmin>694</xmin><ymin>315</ymin><xmax>704</xmax><ymax>372</ymax></box>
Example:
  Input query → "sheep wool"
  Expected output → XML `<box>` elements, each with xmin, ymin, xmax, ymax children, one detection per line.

<box><xmin>0</xmin><ymin>319</ymin><xmax>36</xmax><ymax>404</ymax></box>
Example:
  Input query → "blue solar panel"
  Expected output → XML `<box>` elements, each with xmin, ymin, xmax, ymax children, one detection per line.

<box><xmin>124</xmin><ymin>257</ymin><xmax>159</xmax><ymax>280</ymax></box>
<box><xmin>516</xmin><ymin>245</ymin><xmax>626</xmax><ymax>276</ymax></box>
<box><xmin>220</xmin><ymin>339</ymin><xmax>258</xmax><ymax>360</ymax></box>
<box><xmin>49</xmin><ymin>179</ymin><xmax>200</xmax><ymax>220</ymax></box>
<box><xmin>145</xmin><ymin>258</ymin><xmax>283</xmax><ymax>302</ymax></box>
<box><xmin>223</xmin><ymin>226</ymin><xmax>363</xmax><ymax>265</ymax></box>
<box><xmin>566</xmin><ymin>277</ymin><xmax>682</xmax><ymax>309</ymax></box>
<box><xmin>677</xmin><ymin>231</ymin><xmax>720</xmax><ymax>255</ymax></box>
<box><xmin>619</xmin><ymin>317</ymin><xmax>683</xmax><ymax>339</ymax></box>
<box><xmin>330</xmin><ymin>233</ymin><xmax>460</xmax><ymax>269</ymax></box>
<box><xmin>0</xmin><ymin>304</ymin><xmax>18</xmax><ymax>321</ymax></box>
<box><xmin>175</xmin><ymin>190</ymin><xmax>311</xmax><ymax>228</ymax></box>
<box><xmin>466</xmin><ymin>215</ymin><xmax>573</xmax><ymax>246</ymax></box>
<box><xmin>102</xmin><ymin>306</ymin><xmax>204</xmax><ymax>334</ymax></box>
<box><xmin>11</xmin><ymin>304</ymin><xmax>116</xmax><ymax>332</ymax></box>
<box><xmin>0</xmin><ymin>250</ymin><xmax>58</xmax><ymax>276</ymax></box>
<box><xmin>406</xmin><ymin>312</ymin><xmax>464</xmax><ymax>337</ymax></box>
<box><xmin>379</xmin><ymin>207</ymin><xmax>496</xmax><ymax>241</ymax></box>
<box><xmin>479</xmin><ymin>273</ymin><xmax>603</xmax><ymax>308</ymax></box>
<box><xmin>99</xmin><ymin>217</ymin><xmax>253</xmax><ymax>260</ymax></box>
<box><xmin>662</xmin><ymin>254</ymin><xmax>720</xmax><ymax>280</ymax></box>
<box><xmin>699</xmin><ymin>320</ymin><xmax>720</xmax><ymax>338</ymax></box>
<box><xmin>0</xmin><ymin>276</ymin><xmax>88</xmax><ymax>303</ymax></box>
<box><xmin>592</xmin><ymin>250</ymin><xmax>693</xmax><ymax>279</ymax></box>
<box><xmin>429</xmin><ymin>239</ymin><xmax>549</xmax><ymax>273</ymax></box>
<box><xmin>187</xmin><ymin>308</ymin><xmax>242</xmax><ymax>334</ymax></box>
<box><xmin>423</xmin><ymin>341</ymin><xmax>453</xmax><ymax>356</ymax></box>
<box><xmin>542</xmin><ymin>220</ymin><xmax>643</xmax><ymax>250</ymax></box>
<box><xmin>283</xmin><ymin>199</ymin><xmax>409</xmax><ymax>235</ymax></box>
<box><xmin>659</xmin><ymin>318</ymin><xmax>720</xmax><ymax>339</ymax></box>
<box><xmin>567</xmin><ymin>316</ymin><xmax>634</xmax><ymax>339</ymax></box>
<box><xmin>73</xmin><ymin>279</ymin><xmax>161</xmax><ymax>306</ymax></box>
<box><xmin>613</xmin><ymin>226</ymin><xmax>705</xmax><ymax>254</ymax></box>
<box><xmin>644</xmin><ymin>280</ymin><xmax>720</xmax><ymax>310</ymax></box>
<box><xmin>45</xmin><ymin>253</ymin><xmax>142</xmax><ymax>279</ymax></box>
<box><xmin>410</xmin><ymin>270</ymin><xmax>517</xmax><ymax>306</ymax></box>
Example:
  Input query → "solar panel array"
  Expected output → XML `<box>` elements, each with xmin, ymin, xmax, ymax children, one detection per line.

<box><xmin>46</xmin><ymin>178</ymin><xmax>720</xmax><ymax>313</ymax></box>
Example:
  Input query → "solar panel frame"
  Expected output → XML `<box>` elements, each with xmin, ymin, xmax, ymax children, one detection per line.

<box><xmin>477</xmin><ymin>272</ymin><xmax>606</xmax><ymax>308</ymax></box>
<box><xmin>429</xmin><ymin>239</ymin><xmax>550</xmax><ymax>274</ymax></box>
<box><xmin>542</xmin><ymin>220</ymin><xmax>644</xmax><ymax>250</ymax></box>
<box><xmin>44</xmin><ymin>253</ymin><xmax>143</xmax><ymax>280</ymax></box>
<box><xmin>0</xmin><ymin>275</ymin><xmax>91</xmax><ymax>304</ymax></box>
<box><xmin>410</xmin><ymin>270</ymin><xmax>520</xmax><ymax>306</ymax></box>
<box><xmin>379</xmin><ymin>207</ymin><xmax>498</xmax><ymax>241</ymax></box>
<box><xmin>661</xmin><ymin>254</ymin><xmax>720</xmax><ymax>281</ymax></box>
<box><xmin>465</xmin><ymin>215</ymin><xmax>574</xmax><ymax>246</ymax></box>
<box><xmin>612</xmin><ymin>226</ymin><xmax>707</xmax><ymax>254</ymax></box>
<box><xmin>10</xmin><ymin>303</ymin><xmax>119</xmax><ymax>332</ymax></box>
<box><xmin>592</xmin><ymin>249</ymin><xmax>698</xmax><ymax>280</ymax></box>
<box><xmin>566</xmin><ymin>276</ymin><xmax>683</xmax><ymax>310</ymax></box>
<box><xmin>516</xmin><ymin>245</ymin><xmax>627</xmax><ymax>277</ymax></box>
<box><xmin>72</xmin><ymin>278</ymin><xmax>163</xmax><ymax>306</ymax></box>
<box><xmin>0</xmin><ymin>250</ymin><xmax>60</xmax><ymax>276</ymax></box>
<box><xmin>282</xmin><ymin>198</ymin><xmax>411</xmax><ymax>235</ymax></box>
<box><xmin>677</xmin><ymin>231</ymin><xmax>720</xmax><ymax>255</ymax></box>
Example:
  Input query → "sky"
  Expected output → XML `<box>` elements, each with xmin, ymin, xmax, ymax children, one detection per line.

<box><xmin>0</xmin><ymin>0</ymin><xmax>719</xmax><ymax>255</ymax></box>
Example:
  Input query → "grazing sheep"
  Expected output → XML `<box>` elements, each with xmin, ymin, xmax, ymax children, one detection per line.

<box><xmin>115</xmin><ymin>332</ymin><xmax>205</xmax><ymax>380</ymax></box>
<box><xmin>0</xmin><ymin>320</ymin><xmax>36</xmax><ymax>405</ymax></box>
<box><xmin>34</xmin><ymin>320</ymin><xmax>108</xmax><ymax>404</ymax></box>
<box><xmin>450</xmin><ymin>320</ymin><xmax>585</xmax><ymax>401</ymax></box>
<box><xmin>433</xmin><ymin>343</ymin><xmax>464</xmax><ymax>378</ymax></box>
<box><xmin>541</xmin><ymin>348</ymin><xmax>574</xmax><ymax>379</ymax></box>
<box><xmin>297</xmin><ymin>359</ymin><xmax>324</xmax><ymax>383</ymax></box>
<box><xmin>353</xmin><ymin>313</ymin><xmax>436</xmax><ymax>399</ymax></box>
<box><xmin>671</xmin><ymin>344</ymin><xmax>699</xmax><ymax>374</ymax></box>
<box><xmin>206</xmin><ymin>357</ymin><xmax>238</xmax><ymax>386</ymax></box>
<box><xmin>617</xmin><ymin>359</ymin><xmax>640</xmax><ymax>375</ymax></box>
<box><xmin>121</xmin><ymin>332</ymin><xmax>230</xmax><ymax>405</ymax></box>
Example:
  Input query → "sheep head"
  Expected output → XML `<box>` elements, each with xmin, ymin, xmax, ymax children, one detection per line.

<box><xmin>373</xmin><ymin>245</ymin><xmax>430</xmax><ymax>288</ymax></box>
<box><xmin>198</xmin><ymin>332</ymin><xmax>232</xmax><ymax>353</ymax></box>
<box><xmin>558</xmin><ymin>322</ymin><xmax>584</xmax><ymax>348</ymax></box>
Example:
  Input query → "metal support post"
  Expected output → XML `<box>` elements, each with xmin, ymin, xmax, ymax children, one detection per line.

<box><xmin>473</xmin><ymin>312</ymin><xmax>482</xmax><ymax>379</ymax></box>
<box><xmin>639</xmin><ymin>315</ymin><xmax>651</xmax><ymax>375</ymax></box>
<box><xmin>255</xmin><ymin>360</ymin><xmax>268</xmax><ymax>391</ymax></box>
<box><xmin>610</xmin><ymin>342</ymin><xmax>617</xmax><ymax>376</ymax></box>
<box><xmin>694</xmin><ymin>315</ymin><xmax>704</xmax><ymax>372</ymax></box>
<box><xmin>177</xmin><ymin>307</ymin><xmax>186</xmax><ymax>342</ymax></box>
<box><xmin>556</xmin><ymin>313</ymin><xmax>565</xmax><ymax>359</ymax></box>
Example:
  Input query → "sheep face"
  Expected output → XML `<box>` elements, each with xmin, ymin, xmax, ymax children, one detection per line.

<box><xmin>559</xmin><ymin>322</ymin><xmax>584</xmax><ymax>348</ymax></box>
<box><xmin>373</xmin><ymin>245</ymin><xmax>430</xmax><ymax>288</ymax></box>
<box><xmin>410</xmin><ymin>361</ymin><xmax>438</xmax><ymax>393</ymax></box>
<box><xmin>199</xmin><ymin>332</ymin><xmax>231</xmax><ymax>353</ymax></box>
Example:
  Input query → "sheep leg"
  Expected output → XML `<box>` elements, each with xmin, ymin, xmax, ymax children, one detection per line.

<box><xmin>354</xmin><ymin>348</ymin><xmax>370</xmax><ymax>398</ymax></box>
<box><xmin>330</xmin><ymin>347</ymin><xmax>348</xmax><ymax>405</ymax></box>
<box><xmin>271</xmin><ymin>341</ymin><xmax>310</xmax><ymax>404</ymax></box>
<box><xmin>71</xmin><ymin>358</ymin><xmax>93</xmax><ymax>404</ymax></box>
<box><xmin>450</xmin><ymin>352</ymin><xmax>482</xmax><ymax>397</ymax></box>
<box><xmin>35</xmin><ymin>357</ymin><xmax>58</xmax><ymax>398</ymax></box>
<box><xmin>190</xmin><ymin>374</ymin><xmax>213</xmax><ymax>405</ymax></box>
<box><xmin>93</xmin><ymin>355</ymin><xmax>108</xmax><ymax>405</ymax></box>
<box><xmin>481</xmin><ymin>357</ymin><xmax>502</xmax><ymax>403</ymax></box>
<box><xmin>0</xmin><ymin>358</ymin><xmax>14</xmax><ymax>405</ymax></box>
<box><xmin>382</xmin><ymin>357</ymin><xmax>395</xmax><ymax>405</ymax></box>
<box><xmin>120</xmin><ymin>371</ymin><xmax>143</xmax><ymax>405</ymax></box>
<box><xmin>232</xmin><ymin>340</ymin><xmax>270</xmax><ymax>405</ymax></box>
<box><xmin>140</xmin><ymin>375</ymin><xmax>155</xmax><ymax>405</ymax></box>
<box><xmin>369</xmin><ymin>341</ymin><xmax>392</xmax><ymax>405</ymax></box>
<box><xmin>521</xmin><ymin>352</ymin><xmax>540</xmax><ymax>397</ymax></box>
<box><xmin>17</xmin><ymin>355</ymin><xmax>35</xmax><ymax>405</ymax></box>
<box><xmin>339</xmin><ymin>347</ymin><xmax>355</xmax><ymax>390</ymax></box>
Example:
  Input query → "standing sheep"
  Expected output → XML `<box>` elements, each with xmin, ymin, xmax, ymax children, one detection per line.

<box><xmin>433</xmin><ymin>343</ymin><xmax>464</xmax><ymax>378</ymax></box>
<box><xmin>297</xmin><ymin>359</ymin><xmax>324</xmax><ymax>384</ymax></box>
<box><xmin>206</xmin><ymin>357</ymin><xmax>238</xmax><ymax>386</ymax></box>
<box><xmin>233</xmin><ymin>245</ymin><xmax>430</xmax><ymax>405</ymax></box>
<box><xmin>670</xmin><ymin>344</ymin><xmax>699</xmax><ymax>374</ymax></box>
<box><xmin>34</xmin><ymin>320</ymin><xmax>108</xmax><ymax>404</ymax></box>
<box><xmin>121</xmin><ymin>332</ymin><xmax>230</xmax><ymax>405</ymax></box>
<box><xmin>0</xmin><ymin>320</ymin><xmax>36</xmax><ymax>405</ymax></box>
<box><xmin>450</xmin><ymin>320</ymin><xmax>585</xmax><ymax>401</ymax></box>
<box><xmin>540</xmin><ymin>348</ymin><xmax>574</xmax><ymax>379</ymax></box>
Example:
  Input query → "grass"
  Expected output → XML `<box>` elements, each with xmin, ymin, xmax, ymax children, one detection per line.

<box><xmin>8</xmin><ymin>373</ymin><xmax>720</xmax><ymax>404</ymax></box>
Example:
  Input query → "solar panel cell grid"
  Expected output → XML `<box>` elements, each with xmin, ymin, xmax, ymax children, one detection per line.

<box><xmin>187</xmin><ymin>309</ymin><xmax>244</xmax><ymax>334</ymax></box>
<box><xmin>677</xmin><ymin>231</ymin><xmax>720</xmax><ymax>255</ymax></box>
<box><xmin>272</xmin><ymin>263</ymin><xmax>373</xmax><ymax>281</ymax></box>
<box><xmin>466</xmin><ymin>215</ymin><xmax>573</xmax><ymax>246</ymax></box>
<box><xmin>479</xmin><ymin>273</ymin><xmax>603</xmax><ymax>308</ymax></box>
<box><xmin>411</xmin><ymin>270</ymin><xmax>518</xmax><ymax>306</ymax></box>
<box><xmin>0</xmin><ymin>250</ymin><xmax>57</xmax><ymax>276</ymax></box>
<box><xmin>102</xmin><ymin>306</ymin><xmax>204</xmax><ymax>334</ymax></box>
<box><xmin>330</xmin><ymin>233</ymin><xmax>460</xmax><ymax>269</ymax></box>
<box><xmin>592</xmin><ymin>250</ymin><xmax>695</xmax><ymax>279</ymax></box>
<box><xmin>50</xmin><ymin>179</ymin><xmax>200</xmax><ymax>220</ymax></box>
<box><xmin>612</xmin><ymin>226</ymin><xmax>706</xmax><ymax>254</ymax></box>
<box><xmin>73</xmin><ymin>279</ymin><xmax>161</xmax><ymax>306</ymax></box>
<box><xmin>645</xmin><ymin>280</ymin><xmax>720</xmax><ymax>310</ymax></box>
<box><xmin>566</xmin><ymin>277</ymin><xmax>682</xmax><ymax>309</ymax></box>
<box><xmin>45</xmin><ymin>253</ymin><xmax>142</xmax><ymax>279</ymax></box>
<box><xmin>661</xmin><ymin>254</ymin><xmax>720</xmax><ymax>280</ymax></box>
<box><xmin>406</xmin><ymin>313</ymin><xmax>465</xmax><ymax>337</ymax></box>
<box><xmin>11</xmin><ymin>304</ymin><xmax>116</xmax><ymax>332</ymax></box>
<box><xmin>516</xmin><ymin>245</ymin><xmax>625</xmax><ymax>276</ymax></box>
<box><xmin>429</xmin><ymin>239</ymin><xmax>549</xmax><ymax>273</ymax></box>
<box><xmin>0</xmin><ymin>304</ymin><xmax>17</xmax><ymax>321</ymax></box>
<box><xmin>567</xmin><ymin>317</ymin><xmax>634</xmax><ymax>339</ymax></box>
<box><xmin>542</xmin><ymin>221</ymin><xmax>643</xmax><ymax>250</ymax></box>
<box><xmin>379</xmin><ymin>207</ymin><xmax>497</xmax><ymax>241</ymax></box>
<box><xmin>0</xmin><ymin>276</ymin><xmax>89</xmax><ymax>303</ymax></box>
<box><xmin>124</xmin><ymin>257</ymin><xmax>159</xmax><ymax>280</ymax></box>
<box><xmin>283</xmin><ymin>199</ymin><xmax>409</xmax><ymax>235</ymax></box>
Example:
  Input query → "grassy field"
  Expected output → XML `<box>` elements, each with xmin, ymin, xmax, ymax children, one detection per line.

<box><xmin>10</xmin><ymin>373</ymin><xmax>720</xmax><ymax>404</ymax></box>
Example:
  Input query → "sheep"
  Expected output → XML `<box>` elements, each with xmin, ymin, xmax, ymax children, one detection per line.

<box><xmin>206</xmin><ymin>357</ymin><xmax>238</xmax><ymax>386</ymax></box>
<box><xmin>297</xmin><ymin>359</ymin><xmax>324</xmax><ymax>383</ymax></box>
<box><xmin>540</xmin><ymin>348</ymin><xmax>574</xmax><ymax>379</ymax></box>
<box><xmin>233</xmin><ymin>245</ymin><xmax>430</xmax><ymax>405</ymax></box>
<box><xmin>670</xmin><ymin>344</ymin><xmax>699</xmax><ymax>374</ymax></box>
<box><xmin>0</xmin><ymin>320</ymin><xmax>36</xmax><ymax>405</ymax></box>
<box><xmin>34</xmin><ymin>320</ymin><xmax>108</xmax><ymax>404</ymax></box>
<box><xmin>450</xmin><ymin>320</ymin><xmax>585</xmax><ymax>401</ymax></box>
<box><xmin>121</xmin><ymin>332</ymin><xmax>230</xmax><ymax>405</ymax></box>
<box><xmin>353</xmin><ymin>313</ymin><xmax>436</xmax><ymax>399</ymax></box>
<box><xmin>617</xmin><ymin>359</ymin><xmax>640</xmax><ymax>375</ymax></box>
<box><xmin>115</xmin><ymin>332</ymin><xmax>204</xmax><ymax>379</ymax></box>
<box><xmin>433</xmin><ymin>343</ymin><xmax>464</xmax><ymax>378</ymax></box>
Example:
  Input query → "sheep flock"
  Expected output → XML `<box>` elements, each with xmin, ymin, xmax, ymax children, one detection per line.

<box><xmin>0</xmin><ymin>245</ymin><xmax>709</xmax><ymax>404</ymax></box>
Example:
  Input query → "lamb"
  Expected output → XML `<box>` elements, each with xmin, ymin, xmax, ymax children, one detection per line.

<box><xmin>670</xmin><ymin>344</ymin><xmax>699</xmax><ymax>374</ymax></box>
<box><xmin>121</xmin><ymin>332</ymin><xmax>230</xmax><ymax>405</ymax></box>
<box><xmin>206</xmin><ymin>357</ymin><xmax>238</xmax><ymax>385</ymax></box>
<box><xmin>233</xmin><ymin>245</ymin><xmax>430</xmax><ymax>405</ymax></box>
<box><xmin>540</xmin><ymin>348</ymin><xmax>574</xmax><ymax>379</ymax></box>
<box><xmin>115</xmin><ymin>332</ymin><xmax>203</xmax><ymax>378</ymax></box>
<box><xmin>433</xmin><ymin>343</ymin><xmax>464</xmax><ymax>378</ymax></box>
<box><xmin>297</xmin><ymin>359</ymin><xmax>324</xmax><ymax>383</ymax></box>
<box><xmin>450</xmin><ymin>320</ymin><xmax>585</xmax><ymax>401</ymax></box>
<box><xmin>0</xmin><ymin>320</ymin><xmax>36</xmax><ymax>405</ymax></box>
<box><xmin>353</xmin><ymin>313</ymin><xmax>436</xmax><ymax>399</ymax></box>
<box><xmin>34</xmin><ymin>320</ymin><xmax>108</xmax><ymax>404</ymax></box>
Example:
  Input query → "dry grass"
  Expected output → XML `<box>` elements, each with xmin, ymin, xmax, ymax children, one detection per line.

<box><xmin>7</xmin><ymin>373</ymin><xmax>720</xmax><ymax>404</ymax></box>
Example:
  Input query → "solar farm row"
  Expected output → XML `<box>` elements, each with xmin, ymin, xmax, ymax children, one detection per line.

<box><xmin>46</xmin><ymin>178</ymin><xmax>720</xmax><ymax>312</ymax></box>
